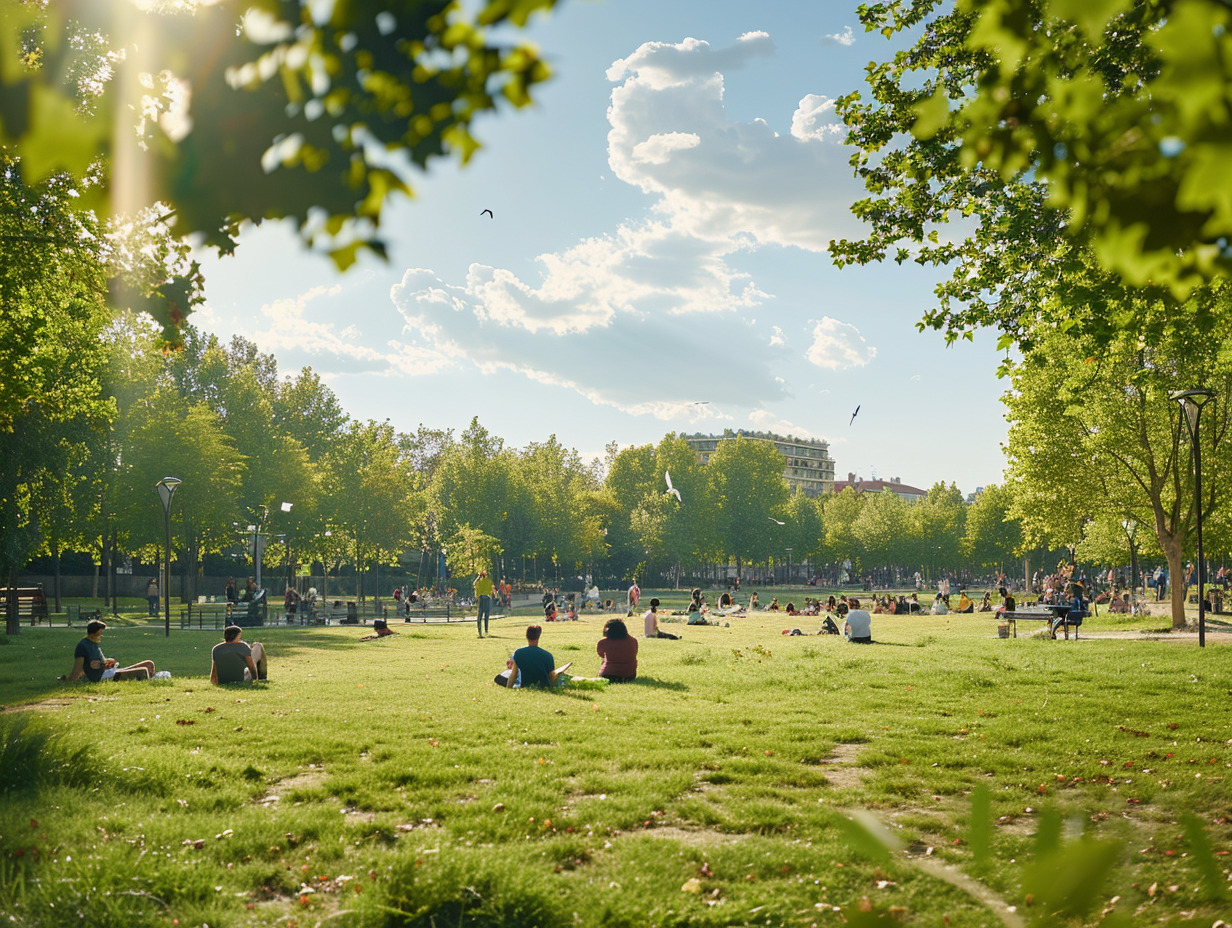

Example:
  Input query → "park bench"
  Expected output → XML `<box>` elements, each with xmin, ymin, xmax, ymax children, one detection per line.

<box><xmin>1000</xmin><ymin>604</ymin><xmax>1088</xmax><ymax>639</ymax></box>
<box><xmin>1</xmin><ymin>585</ymin><xmax>50</xmax><ymax>625</ymax></box>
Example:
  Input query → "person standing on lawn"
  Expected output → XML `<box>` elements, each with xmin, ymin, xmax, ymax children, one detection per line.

<box><xmin>145</xmin><ymin>577</ymin><xmax>159</xmax><ymax>616</ymax></box>
<box><xmin>474</xmin><ymin>570</ymin><xmax>494</xmax><ymax>637</ymax></box>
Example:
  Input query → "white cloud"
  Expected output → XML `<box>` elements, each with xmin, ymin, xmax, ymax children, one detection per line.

<box><xmin>805</xmin><ymin>317</ymin><xmax>877</xmax><ymax>370</ymax></box>
<box><xmin>606</xmin><ymin>35</ymin><xmax>866</xmax><ymax>250</ymax></box>
<box><xmin>747</xmin><ymin>410</ymin><xmax>820</xmax><ymax>440</ymax></box>
<box><xmin>821</xmin><ymin>26</ymin><xmax>855</xmax><ymax>47</ymax></box>
<box><xmin>378</xmin><ymin>33</ymin><xmax>872</xmax><ymax>417</ymax></box>
<box><xmin>216</xmin><ymin>283</ymin><xmax>454</xmax><ymax>376</ymax></box>
<box><xmin>391</xmin><ymin>258</ymin><xmax>791</xmax><ymax>416</ymax></box>
<box><xmin>790</xmin><ymin>94</ymin><xmax>842</xmax><ymax>141</ymax></box>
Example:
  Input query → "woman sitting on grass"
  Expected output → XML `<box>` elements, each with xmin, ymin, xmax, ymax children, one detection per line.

<box><xmin>931</xmin><ymin>593</ymin><xmax>949</xmax><ymax>615</ymax></box>
<box><xmin>643</xmin><ymin>598</ymin><xmax>680</xmax><ymax>639</ymax></box>
<box><xmin>596</xmin><ymin>618</ymin><xmax>638</xmax><ymax>682</ymax></box>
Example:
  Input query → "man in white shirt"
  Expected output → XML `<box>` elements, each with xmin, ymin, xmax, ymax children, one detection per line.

<box><xmin>843</xmin><ymin>598</ymin><xmax>873</xmax><ymax>644</ymax></box>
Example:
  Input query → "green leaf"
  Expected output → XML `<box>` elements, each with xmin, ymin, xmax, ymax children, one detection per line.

<box><xmin>910</xmin><ymin>87</ymin><xmax>950</xmax><ymax>141</ymax></box>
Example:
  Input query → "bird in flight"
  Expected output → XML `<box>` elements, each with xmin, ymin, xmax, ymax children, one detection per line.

<box><xmin>664</xmin><ymin>470</ymin><xmax>682</xmax><ymax>503</ymax></box>
<box><xmin>480</xmin><ymin>209</ymin><xmax>494</xmax><ymax>218</ymax></box>
<box><xmin>849</xmin><ymin>405</ymin><xmax>861</xmax><ymax>426</ymax></box>
<box><xmin>769</xmin><ymin>517</ymin><xmax>785</xmax><ymax>525</ymax></box>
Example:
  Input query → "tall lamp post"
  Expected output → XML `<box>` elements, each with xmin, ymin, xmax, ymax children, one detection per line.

<box><xmin>1171</xmin><ymin>389</ymin><xmax>1214</xmax><ymax>648</ymax></box>
<box><xmin>155</xmin><ymin>477</ymin><xmax>182</xmax><ymax>638</ymax></box>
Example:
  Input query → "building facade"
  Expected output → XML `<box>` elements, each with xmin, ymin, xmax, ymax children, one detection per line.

<box><xmin>682</xmin><ymin>430</ymin><xmax>836</xmax><ymax>497</ymax></box>
<box><xmin>832</xmin><ymin>473</ymin><xmax>928</xmax><ymax>502</ymax></box>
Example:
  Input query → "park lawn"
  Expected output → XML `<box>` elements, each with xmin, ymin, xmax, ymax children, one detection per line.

<box><xmin>1</xmin><ymin>604</ymin><xmax>1230</xmax><ymax>928</ymax></box>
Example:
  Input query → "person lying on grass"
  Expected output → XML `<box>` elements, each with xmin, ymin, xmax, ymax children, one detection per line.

<box><xmin>62</xmin><ymin>620</ymin><xmax>156</xmax><ymax>682</ymax></box>
<box><xmin>210</xmin><ymin>625</ymin><xmax>269</xmax><ymax>684</ymax></box>
<box><xmin>360</xmin><ymin>618</ymin><xmax>396</xmax><ymax>640</ymax></box>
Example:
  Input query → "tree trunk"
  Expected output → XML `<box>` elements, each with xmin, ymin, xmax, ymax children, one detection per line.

<box><xmin>1162</xmin><ymin>540</ymin><xmax>1187</xmax><ymax>629</ymax></box>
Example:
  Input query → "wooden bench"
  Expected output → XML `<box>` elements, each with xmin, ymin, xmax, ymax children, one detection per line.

<box><xmin>1001</xmin><ymin>605</ymin><xmax>1088</xmax><ymax>639</ymax></box>
<box><xmin>1</xmin><ymin>586</ymin><xmax>50</xmax><ymax>625</ymax></box>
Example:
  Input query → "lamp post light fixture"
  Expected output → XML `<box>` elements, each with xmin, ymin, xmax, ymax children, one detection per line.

<box><xmin>155</xmin><ymin>477</ymin><xmax>182</xmax><ymax>638</ymax></box>
<box><xmin>1170</xmin><ymin>388</ymin><xmax>1214</xmax><ymax>647</ymax></box>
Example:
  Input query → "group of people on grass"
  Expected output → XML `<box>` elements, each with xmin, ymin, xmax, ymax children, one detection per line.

<box><xmin>61</xmin><ymin>620</ymin><xmax>268</xmax><ymax>685</ymax></box>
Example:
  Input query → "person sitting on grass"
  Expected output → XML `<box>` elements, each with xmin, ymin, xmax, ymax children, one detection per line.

<box><xmin>643</xmin><ymin>598</ymin><xmax>680</xmax><ymax>639</ymax></box>
<box><xmin>1109</xmin><ymin>590</ymin><xmax>1129</xmax><ymax>614</ymax></box>
<box><xmin>596</xmin><ymin>618</ymin><xmax>638</xmax><ymax>682</ymax></box>
<box><xmin>506</xmin><ymin>624</ymin><xmax>561</xmax><ymax>688</ymax></box>
<box><xmin>931</xmin><ymin>593</ymin><xmax>949</xmax><ymax>615</ymax></box>
<box><xmin>544</xmin><ymin>600</ymin><xmax>559</xmax><ymax>622</ymax></box>
<box><xmin>210</xmin><ymin>625</ymin><xmax>268</xmax><ymax>684</ymax></box>
<box><xmin>843</xmin><ymin>597</ymin><xmax>873</xmax><ymax>644</ymax></box>
<box><xmin>748</xmin><ymin>592</ymin><xmax>760</xmax><ymax>610</ymax></box>
<box><xmin>360</xmin><ymin>618</ymin><xmax>396</xmax><ymax>640</ymax></box>
<box><xmin>955</xmin><ymin>590</ymin><xmax>974</xmax><ymax>613</ymax></box>
<box><xmin>62</xmin><ymin>620</ymin><xmax>157</xmax><ymax>682</ymax></box>
<box><xmin>768</xmin><ymin>596</ymin><xmax>780</xmax><ymax>611</ymax></box>
<box><xmin>978</xmin><ymin>592</ymin><xmax>993</xmax><ymax>612</ymax></box>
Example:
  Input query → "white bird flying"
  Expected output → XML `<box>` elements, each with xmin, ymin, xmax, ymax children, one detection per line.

<box><xmin>769</xmin><ymin>518</ymin><xmax>785</xmax><ymax>525</ymax></box>
<box><xmin>665</xmin><ymin>470</ymin><xmax>682</xmax><ymax>503</ymax></box>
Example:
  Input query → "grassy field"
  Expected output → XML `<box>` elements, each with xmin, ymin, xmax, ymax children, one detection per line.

<box><xmin>2</xmin><ymin>592</ymin><xmax>1230</xmax><ymax>928</ymax></box>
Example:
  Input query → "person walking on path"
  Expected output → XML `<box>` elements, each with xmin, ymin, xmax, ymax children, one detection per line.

<box><xmin>145</xmin><ymin>577</ymin><xmax>159</xmax><ymax>617</ymax></box>
<box><xmin>474</xmin><ymin>570</ymin><xmax>494</xmax><ymax>637</ymax></box>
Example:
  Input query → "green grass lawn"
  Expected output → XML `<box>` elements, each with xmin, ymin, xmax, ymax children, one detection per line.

<box><xmin>2</xmin><ymin>595</ymin><xmax>1230</xmax><ymax>928</ymax></box>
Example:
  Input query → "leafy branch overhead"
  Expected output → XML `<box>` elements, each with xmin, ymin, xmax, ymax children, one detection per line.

<box><xmin>834</xmin><ymin>0</ymin><xmax>1232</xmax><ymax>358</ymax></box>
<box><xmin>0</xmin><ymin>0</ymin><xmax>557</xmax><ymax>275</ymax></box>
<box><xmin>896</xmin><ymin>0</ymin><xmax>1232</xmax><ymax>297</ymax></box>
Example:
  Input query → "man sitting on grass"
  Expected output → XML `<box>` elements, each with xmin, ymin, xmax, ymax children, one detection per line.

<box><xmin>843</xmin><ymin>598</ymin><xmax>873</xmax><ymax>644</ymax></box>
<box><xmin>506</xmin><ymin>624</ymin><xmax>562</xmax><ymax>688</ymax></box>
<box><xmin>210</xmin><ymin>625</ymin><xmax>268</xmax><ymax>685</ymax></box>
<box><xmin>62</xmin><ymin>620</ymin><xmax>157</xmax><ymax>682</ymax></box>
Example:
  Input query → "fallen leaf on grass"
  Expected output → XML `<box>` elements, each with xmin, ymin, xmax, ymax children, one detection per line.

<box><xmin>681</xmin><ymin>878</ymin><xmax>702</xmax><ymax>893</ymax></box>
<box><xmin>175</xmin><ymin>719</ymin><xmax>196</xmax><ymax>726</ymax></box>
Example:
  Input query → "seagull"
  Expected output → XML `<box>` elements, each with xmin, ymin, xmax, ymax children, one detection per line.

<box><xmin>849</xmin><ymin>404</ymin><xmax>861</xmax><ymax>426</ymax></box>
<box><xmin>664</xmin><ymin>470</ymin><xmax>682</xmax><ymax>503</ymax></box>
<box><xmin>480</xmin><ymin>209</ymin><xmax>494</xmax><ymax>218</ymax></box>
<box><xmin>769</xmin><ymin>518</ymin><xmax>785</xmax><ymax>525</ymax></box>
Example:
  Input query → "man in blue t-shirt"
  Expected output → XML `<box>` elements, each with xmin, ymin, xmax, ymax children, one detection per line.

<box><xmin>63</xmin><ymin>621</ymin><xmax>156</xmax><ymax>682</ymax></box>
<box><xmin>506</xmin><ymin>624</ymin><xmax>558</xmax><ymax>688</ymax></box>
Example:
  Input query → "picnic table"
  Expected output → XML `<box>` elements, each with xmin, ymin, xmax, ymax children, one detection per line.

<box><xmin>1000</xmin><ymin>603</ymin><xmax>1088</xmax><ymax>639</ymax></box>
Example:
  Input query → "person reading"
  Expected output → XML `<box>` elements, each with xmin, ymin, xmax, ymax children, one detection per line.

<box><xmin>505</xmin><ymin>624</ymin><xmax>565</xmax><ymax>688</ymax></box>
<box><xmin>210</xmin><ymin>625</ymin><xmax>268</xmax><ymax>684</ymax></box>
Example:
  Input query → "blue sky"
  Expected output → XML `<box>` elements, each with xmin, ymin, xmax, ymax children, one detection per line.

<box><xmin>195</xmin><ymin>0</ymin><xmax>1008</xmax><ymax>494</ymax></box>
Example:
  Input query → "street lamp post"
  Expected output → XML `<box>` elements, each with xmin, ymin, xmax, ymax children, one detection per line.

<box><xmin>1171</xmin><ymin>389</ymin><xmax>1214</xmax><ymax>648</ymax></box>
<box><xmin>155</xmin><ymin>477</ymin><xmax>182</xmax><ymax>638</ymax></box>
<box><xmin>785</xmin><ymin>547</ymin><xmax>793</xmax><ymax>586</ymax></box>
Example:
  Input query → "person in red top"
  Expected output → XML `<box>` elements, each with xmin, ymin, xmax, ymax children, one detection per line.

<box><xmin>596</xmin><ymin>618</ymin><xmax>638</xmax><ymax>682</ymax></box>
